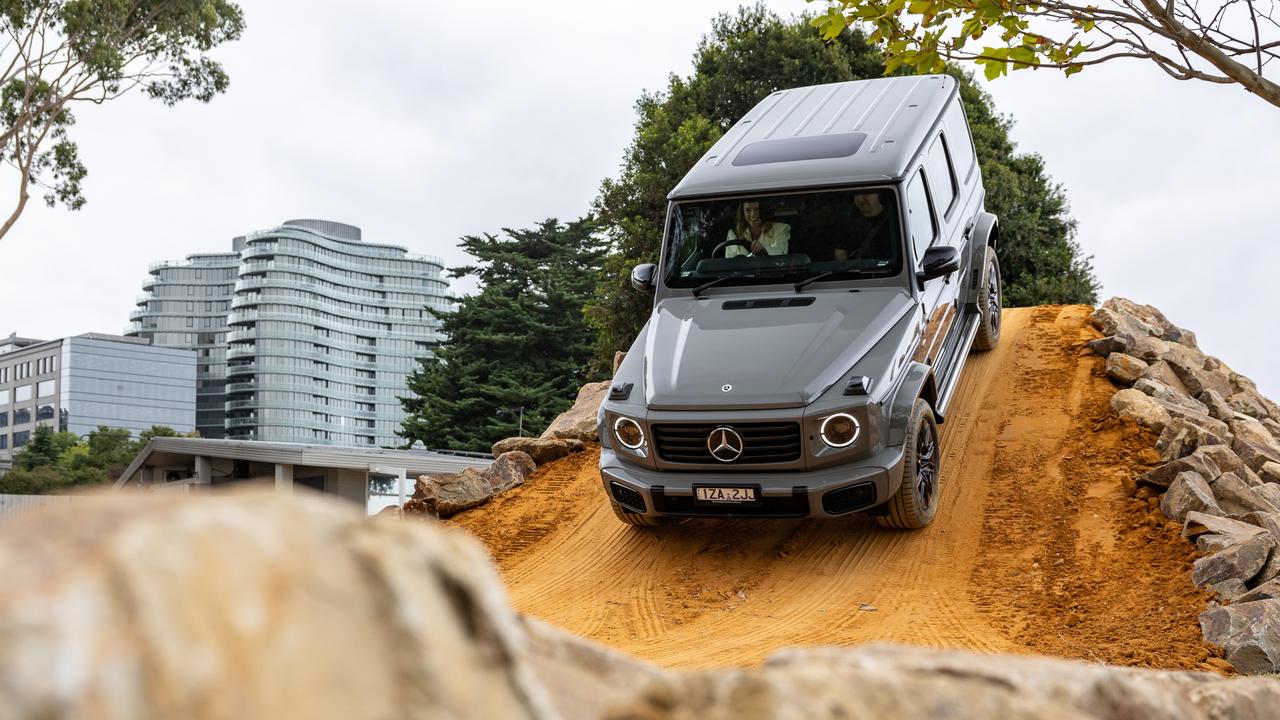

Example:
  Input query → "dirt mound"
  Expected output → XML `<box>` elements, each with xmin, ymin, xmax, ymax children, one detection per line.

<box><xmin>451</xmin><ymin>306</ymin><xmax>1221</xmax><ymax>671</ymax></box>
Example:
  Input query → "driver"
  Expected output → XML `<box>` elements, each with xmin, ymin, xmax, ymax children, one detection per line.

<box><xmin>725</xmin><ymin>201</ymin><xmax>790</xmax><ymax>257</ymax></box>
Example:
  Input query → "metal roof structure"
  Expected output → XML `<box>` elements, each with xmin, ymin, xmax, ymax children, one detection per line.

<box><xmin>115</xmin><ymin>437</ymin><xmax>492</xmax><ymax>488</ymax></box>
<box><xmin>668</xmin><ymin>74</ymin><xmax>957</xmax><ymax>200</ymax></box>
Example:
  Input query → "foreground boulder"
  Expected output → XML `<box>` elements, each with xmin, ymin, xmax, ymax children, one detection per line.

<box><xmin>0</xmin><ymin>492</ymin><xmax>556</xmax><ymax>720</ymax></box>
<box><xmin>612</xmin><ymin>644</ymin><xmax>1280</xmax><ymax>720</ymax></box>
<box><xmin>541</xmin><ymin>381</ymin><xmax>609</xmax><ymax>443</ymax></box>
<box><xmin>405</xmin><ymin>450</ymin><xmax>536</xmax><ymax>518</ymax></box>
<box><xmin>1200</xmin><ymin>600</ymin><xmax>1280</xmax><ymax>674</ymax></box>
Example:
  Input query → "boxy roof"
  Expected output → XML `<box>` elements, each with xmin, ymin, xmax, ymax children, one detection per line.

<box><xmin>668</xmin><ymin>74</ymin><xmax>957</xmax><ymax>200</ymax></box>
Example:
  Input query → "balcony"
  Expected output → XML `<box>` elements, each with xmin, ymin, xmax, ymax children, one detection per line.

<box><xmin>231</xmin><ymin>294</ymin><xmax>260</xmax><ymax>309</ymax></box>
<box><xmin>226</xmin><ymin>345</ymin><xmax>256</xmax><ymax>359</ymax></box>
<box><xmin>226</xmin><ymin>364</ymin><xmax>257</xmax><ymax>376</ymax></box>
<box><xmin>227</xmin><ymin>310</ymin><xmax>258</xmax><ymax>326</ymax></box>
<box><xmin>225</xmin><ymin>416</ymin><xmax>258</xmax><ymax>428</ymax></box>
<box><xmin>226</xmin><ymin>381</ymin><xmax>258</xmax><ymax>394</ymax></box>
<box><xmin>225</xmin><ymin>399</ymin><xmax>257</xmax><ymax>411</ymax></box>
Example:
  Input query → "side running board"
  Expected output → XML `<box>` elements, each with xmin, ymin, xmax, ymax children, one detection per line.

<box><xmin>932</xmin><ymin>311</ymin><xmax>981</xmax><ymax>421</ymax></box>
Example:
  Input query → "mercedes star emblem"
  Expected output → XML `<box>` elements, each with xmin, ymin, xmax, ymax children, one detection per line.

<box><xmin>721</xmin><ymin>384</ymin><xmax>733</xmax><ymax>392</ymax></box>
<box><xmin>707</xmin><ymin>426</ymin><xmax>744</xmax><ymax>462</ymax></box>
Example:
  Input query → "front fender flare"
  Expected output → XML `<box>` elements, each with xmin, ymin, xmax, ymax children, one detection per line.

<box><xmin>886</xmin><ymin>361</ymin><xmax>934</xmax><ymax>447</ymax></box>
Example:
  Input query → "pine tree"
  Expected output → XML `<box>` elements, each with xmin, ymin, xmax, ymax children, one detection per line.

<box><xmin>398</xmin><ymin>219</ymin><xmax>603</xmax><ymax>453</ymax></box>
<box><xmin>587</xmin><ymin>5</ymin><xmax>1099</xmax><ymax>370</ymax></box>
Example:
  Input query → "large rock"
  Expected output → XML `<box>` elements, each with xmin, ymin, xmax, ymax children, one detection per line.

<box><xmin>1182</xmin><ymin>511</ymin><xmax>1267</xmax><ymax>545</ymax></box>
<box><xmin>1232</xmin><ymin>437</ymin><xmax>1280</xmax><ymax>473</ymax></box>
<box><xmin>618</xmin><ymin>643</ymin><xmax>1280</xmax><ymax>719</ymax></box>
<box><xmin>492</xmin><ymin>436</ymin><xmax>572</xmax><ymax>466</ymax></box>
<box><xmin>1231</xmin><ymin>416</ymin><xmax>1280</xmax><ymax>450</ymax></box>
<box><xmin>1160</xmin><ymin>471</ymin><xmax>1221</xmax><ymax>522</ymax></box>
<box><xmin>1090</xmin><ymin>298</ymin><xmax>1174</xmax><ymax>339</ymax></box>
<box><xmin>1142</xmin><ymin>360</ymin><xmax>1192</xmax><ymax>396</ymax></box>
<box><xmin>1191</xmin><ymin>533</ymin><xmax>1275</xmax><ymax>589</ymax></box>
<box><xmin>1260</xmin><ymin>461</ymin><xmax>1280</xmax><ymax>485</ymax></box>
<box><xmin>1200</xmin><ymin>600</ymin><xmax>1280</xmax><ymax>674</ymax></box>
<box><xmin>1154</xmin><ymin>418</ymin><xmax>1229</xmax><ymax>462</ymax></box>
<box><xmin>1198</xmin><ymin>389</ymin><xmax>1236</xmax><ymax>423</ymax></box>
<box><xmin>0</xmin><ymin>492</ymin><xmax>556</xmax><ymax>720</ymax></box>
<box><xmin>1137</xmin><ymin>454</ymin><xmax>1220</xmax><ymax>491</ymax></box>
<box><xmin>1112</xmin><ymin>388</ymin><xmax>1172</xmax><ymax>434</ymax></box>
<box><xmin>1104</xmin><ymin>352</ymin><xmax>1147</xmax><ymax>385</ymax></box>
<box><xmin>541</xmin><ymin>381</ymin><xmax>609</xmax><ymax>443</ymax></box>
<box><xmin>1170</xmin><ymin>360</ymin><xmax>1235</xmax><ymax>400</ymax></box>
<box><xmin>1133</xmin><ymin>377</ymin><xmax>1207</xmax><ymax>415</ymax></box>
<box><xmin>1211</xmin><ymin>472</ymin><xmax>1280</xmax><ymax>516</ymax></box>
<box><xmin>406</xmin><ymin>451</ymin><xmax>537</xmax><ymax>518</ymax></box>
<box><xmin>1229</xmin><ymin>390</ymin><xmax>1273</xmax><ymax>421</ymax></box>
<box><xmin>1238</xmin><ymin>578</ymin><xmax>1280</xmax><ymax>603</ymax></box>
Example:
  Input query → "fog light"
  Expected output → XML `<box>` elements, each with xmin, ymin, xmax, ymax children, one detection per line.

<box><xmin>613</xmin><ymin>416</ymin><xmax>645</xmax><ymax>450</ymax></box>
<box><xmin>820</xmin><ymin>413</ymin><xmax>860</xmax><ymax>448</ymax></box>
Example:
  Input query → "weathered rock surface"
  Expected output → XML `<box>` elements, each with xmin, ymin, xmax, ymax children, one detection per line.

<box><xmin>493</xmin><ymin>436</ymin><xmax>572</xmax><ymax>466</ymax></box>
<box><xmin>1228</xmin><ymin>390</ymin><xmax>1273</xmax><ymax>421</ymax></box>
<box><xmin>541</xmin><ymin>381</ymin><xmax>609</xmax><ymax>443</ymax></box>
<box><xmin>0</xmin><ymin>492</ymin><xmax>556</xmax><ymax>720</ymax></box>
<box><xmin>1155</xmin><ymin>418</ymin><xmax>1228</xmax><ymax>462</ymax></box>
<box><xmin>1200</xmin><ymin>600</ymin><xmax>1280</xmax><ymax>674</ymax></box>
<box><xmin>1183</xmin><ymin>511</ymin><xmax>1267</xmax><ymax>545</ymax></box>
<box><xmin>1139</xmin><ymin>454</ymin><xmax>1221</xmax><ymax>491</ymax></box>
<box><xmin>616</xmin><ymin>644</ymin><xmax>1280</xmax><ymax>720</ymax></box>
<box><xmin>1105</xmin><ymin>352</ymin><xmax>1147</xmax><ymax>385</ymax></box>
<box><xmin>1160</xmin><ymin>471</ymin><xmax>1221</xmax><ymax>523</ymax></box>
<box><xmin>1112</xmin><ymin>388</ymin><xmax>1172</xmax><ymax>434</ymax></box>
<box><xmin>405</xmin><ymin>451</ymin><xmax>536</xmax><ymax>518</ymax></box>
<box><xmin>1261</xmin><ymin>461</ymin><xmax>1280</xmax><ymax>485</ymax></box>
<box><xmin>1211</xmin><ymin>472</ymin><xmax>1280</xmax><ymax>516</ymax></box>
<box><xmin>1237</xmin><ymin>578</ymin><xmax>1280</xmax><ymax>603</ymax></box>
<box><xmin>1232</xmin><ymin>437</ymin><xmax>1280</xmax><ymax>473</ymax></box>
<box><xmin>1198</xmin><ymin>389</ymin><xmax>1236</xmax><ymax>423</ymax></box>
<box><xmin>1191</xmin><ymin>533</ymin><xmax>1275</xmax><ymax>589</ymax></box>
<box><xmin>1143</xmin><ymin>360</ymin><xmax>1192</xmax><ymax>396</ymax></box>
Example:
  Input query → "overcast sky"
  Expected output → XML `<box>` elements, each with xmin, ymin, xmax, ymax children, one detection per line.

<box><xmin>0</xmin><ymin>0</ymin><xmax>1275</xmax><ymax>398</ymax></box>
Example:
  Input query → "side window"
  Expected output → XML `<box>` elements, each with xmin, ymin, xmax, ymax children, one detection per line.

<box><xmin>944</xmin><ymin>101</ymin><xmax>976</xmax><ymax>181</ymax></box>
<box><xmin>905</xmin><ymin>171</ymin><xmax>936</xmax><ymax>261</ymax></box>
<box><xmin>925</xmin><ymin>135</ymin><xmax>958</xmax><ymax>215</ymax></box>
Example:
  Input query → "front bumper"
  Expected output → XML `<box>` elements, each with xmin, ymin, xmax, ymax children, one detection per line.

<box><xmin>600</xmin><ymin>444</ymin><xmax>906</xmax><ymax>519</ymax></box>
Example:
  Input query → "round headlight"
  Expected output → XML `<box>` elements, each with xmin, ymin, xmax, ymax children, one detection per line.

<box><xmin>613</xmin><ymin>416</ymin><xmax>645</xmax><ymax>450</ymax></box>
<box><xmin>820</xmin><ymin>413</ymin><xmax>860</xmax><ymax>448</ymax></box>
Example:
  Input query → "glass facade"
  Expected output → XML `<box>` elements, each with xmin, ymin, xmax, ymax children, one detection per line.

<box><xmin>128</xmin><ymin>252</ymin><xmax>239</xmax><ymax>437</ymax></box>
<box><xmin>132</xmin><ymin>219</ymin><xmax>449</xmax><ymax>448</ymax></box>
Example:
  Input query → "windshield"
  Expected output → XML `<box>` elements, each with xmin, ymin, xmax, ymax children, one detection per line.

<box><xmin>663</xmin><ymin>187</ymin><xmax>903</xmax><ymax>289</ymax></box>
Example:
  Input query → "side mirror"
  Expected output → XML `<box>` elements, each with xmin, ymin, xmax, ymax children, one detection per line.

<box><xmin>630</xmin><ymin>263</ymin><xmax>657</xmax><ymax>294</ymax></box>
<box><xmin>917</xmin><ymin>246</ymin><xmax>961</xmax><ymax>284</ymax></box>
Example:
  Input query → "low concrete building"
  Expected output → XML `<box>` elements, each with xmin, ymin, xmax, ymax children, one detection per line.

<box><xmin>114</xmin><ymin>437</ymin><xmax>490</xmax><ymax>510</ymax></box>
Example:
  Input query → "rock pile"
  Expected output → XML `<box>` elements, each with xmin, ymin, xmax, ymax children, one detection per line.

<box><xmin>1</xmin><ymin>492</ymin><xmax>1278</xmax><ymax>720</ymax></box>
<box><xmin>1091</xmin><ymin>297</ymin><xmax>1280</xmax><ymax>673</ymax></box>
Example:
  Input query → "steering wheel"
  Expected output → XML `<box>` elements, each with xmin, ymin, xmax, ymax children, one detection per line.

<box><xmin>711</xmin><ymin>239</ymin><xmax>753</xmax><ymax>258</ymax></box>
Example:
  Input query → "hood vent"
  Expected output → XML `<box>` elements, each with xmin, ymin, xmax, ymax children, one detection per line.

<box><xmin>722</xmin><ymin>297</ymin><xmax>815</xmax><ymax>310</ymax></box>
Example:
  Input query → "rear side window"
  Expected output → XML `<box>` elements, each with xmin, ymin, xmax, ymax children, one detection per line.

<box><xmin>924</xmin><ymin>136</ymin><xmax>958</xmax><ymax>215</ymax></box>
<box><xmin>944</xmin><ymin>101</ymin><xmax>976</xmax><ymax>181</ymax></box>
<box><xmin>905</xmin><ymin>170</ymin><xmax>936</xmax><ymax>260</ymax></box>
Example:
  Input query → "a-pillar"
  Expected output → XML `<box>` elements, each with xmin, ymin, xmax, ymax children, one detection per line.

<box><xmin>275</xmin><ymin>463</ymin><xmax>294</xmax><ymax>495</ymax></box>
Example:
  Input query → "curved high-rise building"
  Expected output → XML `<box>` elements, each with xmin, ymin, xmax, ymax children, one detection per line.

<box><xmin>128</xmin><ymin>252</ymin><xmax>239</xmax><ymax>437</ymax></box>
<box><xmin>223</xmin><ymin>219</ymin><xmax>448</xmax><ymax>446</ymax></box>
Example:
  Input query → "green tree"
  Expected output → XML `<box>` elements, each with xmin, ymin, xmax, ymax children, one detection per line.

<box><xmin>587</xmin><ymin>5</ymin><xmax>1098</xmax><ymax>368</ymax></box>
<box><xmin>12</xmin><ymin>426</ymin><xmax>79</xmax><ymax>470</ymax></box>
<box><xmin>0</xmin><ymin>0</ymin><xmax>245</xmax><ymax>242</ymax></box>
<box><xmin>810</xmin><ymin>0</ymin><xmax>1280</xmax><ymax>108</ymax></box>
<box><xmin>398</xmin><ymin>219</ymin><xmax>604</xmax><ymax>453</ymax></box>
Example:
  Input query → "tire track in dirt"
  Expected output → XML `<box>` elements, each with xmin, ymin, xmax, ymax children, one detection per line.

<box><xmin>452</xmin><ymin>306</ymin><xmax>1218</xmax><ymax>671</ymax></box>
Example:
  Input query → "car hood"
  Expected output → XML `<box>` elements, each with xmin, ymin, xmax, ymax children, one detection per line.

<box><xmin>642</xmin><ymin>288</ymin><xmax>915</xmax><ymax>410</ymax></box>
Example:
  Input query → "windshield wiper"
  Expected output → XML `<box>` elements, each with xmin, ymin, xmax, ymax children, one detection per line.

<box><xmin>793</xmin><ymin>269</ymin><xmax>884</xmax><ymax>293</ymax></box>
<box><xmin>691</xmin><ymin>276</ymin><xmax>738</xmax><ymax>298</ymax></box>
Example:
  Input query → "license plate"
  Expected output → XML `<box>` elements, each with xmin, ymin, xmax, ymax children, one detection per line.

<box><xmin>694</xmin><ymin>486</ymin><xmax>758</xmax><ymax>504</ymax></box>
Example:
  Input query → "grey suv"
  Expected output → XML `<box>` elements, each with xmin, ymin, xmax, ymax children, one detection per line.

<box><xmin>599</xmin><ymin>75</ymin><xmax>1001</xmax><ymax>529</ymax></box>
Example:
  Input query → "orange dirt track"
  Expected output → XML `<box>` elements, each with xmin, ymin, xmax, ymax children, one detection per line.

<box><xmin>452</xmin><ymin>306</ymin><xmax>1223</xmax><ymax>672</ymax></box>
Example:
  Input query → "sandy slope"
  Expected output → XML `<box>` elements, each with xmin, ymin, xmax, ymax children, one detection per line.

<box><xmin>452</xmin><ymin>306</ymin><xmax>1219</xmax><ymax>671</ymax></box>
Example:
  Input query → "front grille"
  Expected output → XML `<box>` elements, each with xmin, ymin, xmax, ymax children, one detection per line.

<box><xmin>611</xmin><ymin>482</ymin><xmax>646</xmax><ymax>513</ymax></box>
<box><xmin>822</xmin><ymin>482</ymin><xmax>876</xmax><ymax>515</ymax></box>
<box><xmin>653</xmin><ymin>487</ymin><xmax>809</xmax><ymax>517</ymax></box>
<box><xmin>652</xmin><ymin>422</ymin><xmax>802</xmax><ymax>465</ymax></box>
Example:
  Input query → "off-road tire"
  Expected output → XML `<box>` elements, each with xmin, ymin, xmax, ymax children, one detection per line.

<box><xmin>973</xmin><ymin>245</ymin><xmax>1001</xmax><ymax>351</ymax></box>
<box><xmin>877</xmin><ymin>398</ymin><xmax>940</xmax><ymax>530</ymax></box>
<box><xmin>609</xmin><ymin>500</ymin><xmax>684</xmax><ymax>527</ymax></box>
